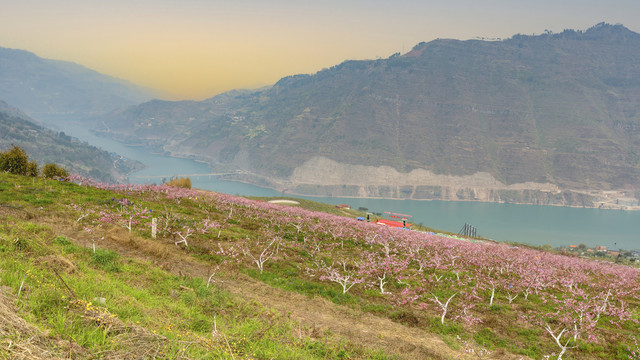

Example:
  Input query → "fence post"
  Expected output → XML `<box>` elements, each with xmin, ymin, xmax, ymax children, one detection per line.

<box><xmin>151</xmin><ymin>217</ymin><xmax>157</xmax><ymax>239</ymax></box>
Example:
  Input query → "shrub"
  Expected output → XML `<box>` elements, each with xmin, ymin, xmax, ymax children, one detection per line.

<box><xmin>42</xmin><ymin>163</ymin><xmax>69</xmax><ymax>179</ymax></box>
<box><xmin>166</xmin><ymin>177</ymin><xmax>192</xmax><ymax>189</ymax></box>
<box><xmin>0</xmin><ymin>145</ymin><xmax>30</xmax><ymax>175</ymax></box>
<box><xmin>27</xmin><ymin>161</ymin><xmax>39</xmax><ymax>177</ymax></box>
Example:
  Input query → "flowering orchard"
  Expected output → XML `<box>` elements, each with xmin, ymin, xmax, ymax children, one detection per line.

<box><xmin>68</xmin><ymin>175</ymin><xmax>640</xmax><ymax>359</ymax></box>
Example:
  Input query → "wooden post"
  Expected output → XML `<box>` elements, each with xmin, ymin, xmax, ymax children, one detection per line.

<box><xmin>151</xmin><ymin>218</ymin><xmax>157</xmax><ymax>239</ymax></box>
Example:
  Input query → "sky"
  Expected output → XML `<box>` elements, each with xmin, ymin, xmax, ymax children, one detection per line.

<box><xmin>1</xmin><ymin>0</ymin><xmax>639</xmax><ymax>100</ymax></box>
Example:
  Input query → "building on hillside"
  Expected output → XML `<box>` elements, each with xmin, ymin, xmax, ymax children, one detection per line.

<box><xmin>595</xmin><ymin>245</ymin><xmax>608</xmax><ymax>252</ymax></box>
<box><xmin>374</xmin><ymin>219</ymin><xmax>412</xmax><ymax>228</ymax></box>
<box><xmin>336</xmin><ymin>204</ymin><xmax>351</xmax><ymax>210</ymax></box>
<box><xmin>607</xmin><ymin>249</ymin><xmax>620</xmax><ymax>257</ymax></box>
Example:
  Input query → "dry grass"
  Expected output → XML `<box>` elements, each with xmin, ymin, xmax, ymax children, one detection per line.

<box><xmin>40</xmin><ymin>255</ymin><xmax>77</xmax><ymax>274</ymax></box>
<box><xmin>0</xmin><ymin>286</ymin><xmax>81</xmax><ymax>359</ymax></box>
<box><xmin>166</xmin><ymin>177</ymin><xmax>191</xmax><ymax>189</ymax></box>
<box><xmin>67</xmin><ymin>298</ymin><xmax>171</xmax><ymax>360</ymax></box>
<box><xmin>104</xmin><ymin>227</ymin><xmax>171</xmax><ymax>259</ymax></box>
<box><xmin>0</xmin><ymin>285</ymin><xmax>175</xmax><ymax>360</ymax></box>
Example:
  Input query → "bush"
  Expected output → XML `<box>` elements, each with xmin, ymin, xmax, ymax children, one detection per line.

<box><xmin>27</xmin><ymin>161</ymin><xmax>39</xmax><ymax>177</ymax></box>
<box><xmin>42</xmin><ymin>163</ymin><xmax>69</xmax><ymax>179</ymax></box>
<box><xmin>166</xmin><ymin>177</ymin><xmax>191</xmax><ymax>189</ymax></box>
<box><xmin>0</xmin><ymin>145</ymin><xmax>30</xmax><ymax>175</ymax></box>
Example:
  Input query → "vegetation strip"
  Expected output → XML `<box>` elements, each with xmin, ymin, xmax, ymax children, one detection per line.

<box><xmin>0</xmin><ymin>163</ymin><xmax>639</xmax><ymax>359</ymax></box>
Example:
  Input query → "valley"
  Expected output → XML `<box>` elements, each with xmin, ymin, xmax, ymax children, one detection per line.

<box><xmin>94</xmin><ymin>24</ymin><xmax>640</xmax><ymax>209</ymax></box>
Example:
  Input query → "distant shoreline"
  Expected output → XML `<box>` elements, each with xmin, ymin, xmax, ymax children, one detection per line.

<box><xmin>192</xmin><ymin>174</ymin><xmax>640</xmax><ymax>212</ymax></box>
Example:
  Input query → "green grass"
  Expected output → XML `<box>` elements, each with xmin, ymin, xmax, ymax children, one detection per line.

<box><xmin>473</xmin><ymin>328</ymin><xmax>506</xmax><ymax>349</ymax></box>
<box><xmin>90</xmin><ymin>248</ymin><xmax>122</xmax><ymax>272</ymax></box>
<box><xmin>1</xmin><ymin>172</ymin><xmax>639</xmax><ymax>360</ymax></box>
<box><xmin>0</xmin><ymin>237</ymin><xmax>386</xmax><ymax>359</ymax></box>
<box><xmin>245</xmin><ymin>268</ymin><xmax>359</xmax><ymax>306</ymax></box>
<box><xmin>0</xmin><ymin>175</ymin><xmax>396</xmax><ymax>358</ymax></box>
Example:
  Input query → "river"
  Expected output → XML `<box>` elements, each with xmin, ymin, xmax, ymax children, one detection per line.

<box><xmin>45</xmin><ymin>117</ymin><xmax>640</xmax><ymax>251</ymax></box>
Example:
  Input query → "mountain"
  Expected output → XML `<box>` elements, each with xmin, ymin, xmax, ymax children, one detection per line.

<box><xmin>0</xmin><ymin>46</ymin><xmax>155</xmax><ymax>117</ymax></box>
<box><xmin>0</xmin><ymin>101</ymin><xmax>142</xmax><ymax>182</ymax></box>
<box><xmin>98</xmin><ymin>23</ymin><xmax>640</xmax><ymax>208</ymax></box>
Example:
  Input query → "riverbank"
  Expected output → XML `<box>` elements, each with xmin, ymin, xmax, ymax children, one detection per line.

<box><xmin>100</xmin><ymin>134</ymin><xmax>640</xmax><ymax>211</ymax></box>
<box><xmin>214</xmin><ymin>171</ymin><xmax>640</xmax><ymax>211</ymax></box>
<box><xmin>28</xmin><ymin>120</ymin><xmax>640</xmax><ymax>251</ymax></box>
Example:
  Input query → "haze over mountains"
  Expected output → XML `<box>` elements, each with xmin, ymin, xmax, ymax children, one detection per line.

<box><xmin>0</xmin><ymin>46</ymin><xmax>156</xmax><ymax>180</ymax></box>
<box><xmin>0</xmin><ymin>46</ymin><xmax>154</xmax><ymax>117</ymax></box>
<box><xmin>95</xmin><ymin>23</ymin><xmax>640</xmax><ymax>208</ymax></box>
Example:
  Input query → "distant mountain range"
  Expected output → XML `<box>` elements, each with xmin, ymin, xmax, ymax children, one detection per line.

<box><xmin>0</xmin><ymin>46</ymin><xmax>154</xmax><ymax>117</ymax></box>
<box><xmin>0</xmin><ymin>101</ymin><xmax>142</xmax><ymax>182</ymax></box>
<box><xmin>95</xmin><ymin>23</ymin><xmax>640</xmax><ymax>208</ymax></box>
<box><xmin>3</xmin><ymin>24</ymin><xmax>639</xmax><ymax>208</ymax></box>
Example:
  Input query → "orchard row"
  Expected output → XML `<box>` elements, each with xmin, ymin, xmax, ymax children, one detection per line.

<box><xmin>69</xmin><ymin>175</ymin><xmax>640</xmax><ymax>359</ymax></box>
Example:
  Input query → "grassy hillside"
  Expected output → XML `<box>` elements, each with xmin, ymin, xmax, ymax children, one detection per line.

<box><xmin>1</xmin><ymin>173</ymin><xmax>639</xmax><ymax>359</ymax></box>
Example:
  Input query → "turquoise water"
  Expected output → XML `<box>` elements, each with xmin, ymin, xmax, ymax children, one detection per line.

<box><xmin>295</xmin><ymin>197</ymin><xmax>639</xmax><ymax>250</ymax></box>
<box><xmin>47</xmin><ymin>118</ymin><xmax>640</xmax><ymax>251</ymax></box>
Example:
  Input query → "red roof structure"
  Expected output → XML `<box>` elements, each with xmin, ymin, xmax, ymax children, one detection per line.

<box><xmin>374</xmin><ymin>219</ymin><xmax>412</xmax><ymax>228</ymax></box>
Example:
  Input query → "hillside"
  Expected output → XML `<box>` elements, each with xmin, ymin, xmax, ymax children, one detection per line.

<box><xmin>97</xmin><ymin>23</ymin><xmax>640</xmax><ymax>208</ymax></box>
<box><xmin>0</xmin><ymin>171</ymin><xmax>639</xmax><ymax>359</ymax></box>
<box><xmin>0</xmin><ymin>46</ymin><xmax>154</xmax><ymax>117</ymax></box>
<box><xmin>0</xmin><ymin>101</ymin><xmax>142</xmax><ymax>182</ymax></box>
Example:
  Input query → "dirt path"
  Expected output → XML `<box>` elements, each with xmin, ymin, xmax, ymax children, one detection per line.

<box><xmin>220</xmin><ymin>273</ymin><xmax>456</xmax><ymax>360</ymax></box>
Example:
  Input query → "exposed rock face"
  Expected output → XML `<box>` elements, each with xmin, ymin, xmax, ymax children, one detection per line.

<box><xmin>281</xmin><ymin>157</ymin><xmax>638</xmax><ymax>209</ymax></box>
<box><xmin>290</xmin><ymin>157</ymin><xmax>558</xmax><ymax>191</ymax></box>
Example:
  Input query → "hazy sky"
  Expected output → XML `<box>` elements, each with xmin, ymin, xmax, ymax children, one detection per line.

<box><xmin>1</xmin><ymin>0</ymin><xmax>639</xmax><ymax>100</ymax></box>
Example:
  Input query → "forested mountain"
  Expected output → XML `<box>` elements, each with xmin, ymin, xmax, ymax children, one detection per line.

<box><xmin>0</xmin><ymin>101</ymin><xmax>141</xmax><ymax>182</ymax></box>
<box><xmin>0</xmin><ymin>47</ymin><xmax>154</xmax><ymax>117</ymax></box>
<box><xmin>98</xmin><ymin>23</ymin><xmax>640</xmax><ymax>208</ymax></box>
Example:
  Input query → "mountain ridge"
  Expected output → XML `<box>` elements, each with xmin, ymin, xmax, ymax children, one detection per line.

<box><xmin>0</xmin><ymin>46</ymin><xmax>156</xmax><ymax>117</ymax></box>
<box><xmin>0</xmin><ymin>100</ymin><xmax>142</xmax><ymax>182</ymax></box>
<box><xmin>97</xmin><ymin>23</ymin><xmax>640</xmax><ymax>208</ymax></box>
